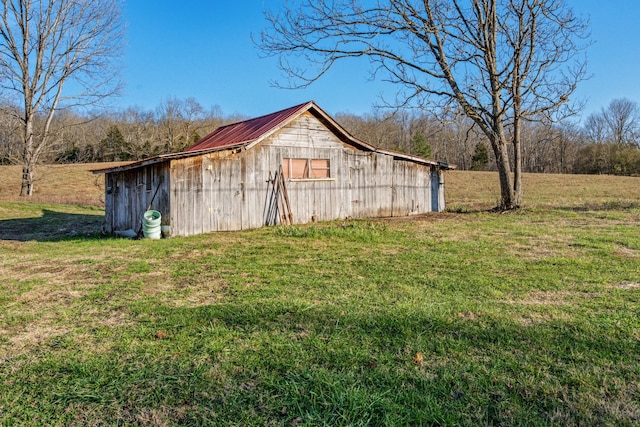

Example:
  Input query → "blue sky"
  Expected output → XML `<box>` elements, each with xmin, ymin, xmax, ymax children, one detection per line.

<box><xmin>117</xmin><ymin>1</ymin><xmax>640</xmax><ymax>121</ymax></box>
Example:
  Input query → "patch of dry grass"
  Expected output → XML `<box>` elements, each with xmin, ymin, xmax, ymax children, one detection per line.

<box><xmin>614</xmin><ymin>245</ymin><xmax>639</xmax><ymax>258</ymax></box>
<box><xmin>0</xmin><ymin>162</ymin><xmax>126</xmax><ymax>206</ymax></box>
<box><xmin>615</xmin><ymin>281</ymin><xmax>640</xmax><ymax>289</ymax></box>
<box><xmin>505</xmin><ymin>290</ymin><xmax>599</xmax><ymax>306</ymax></box>
<box><xmin>446</xmin><ymin>170</ymin><xmax>640</xmax><ymax>210</ymax></box>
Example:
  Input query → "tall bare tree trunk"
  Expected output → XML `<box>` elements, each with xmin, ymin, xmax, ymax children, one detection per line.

<box><xmin>512</xmin><ymin>116</ymin><xmax>523</xmax><ymax>208</ymax></box>
<box><xmin>490</xmin><ymin>134</ymin><xmax>516</xmax><ymax>210</ymax></box>
<box><xmin>20</xmin><ymin>118</ymin><xmax>34</xmax><ymax>196</ymax></box>
<box><xmin>20</xmin><ymin>167</ymin><xmax>32</xmax><ymax>196</ymax></box>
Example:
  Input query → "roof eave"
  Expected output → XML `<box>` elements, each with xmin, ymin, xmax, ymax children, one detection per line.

<box><xmin>90</xmin><ymin>142</ymin><xmax>250</xmax><ymax>174</ymax></box>
<box><xmin>375</xmin><ymin>148</ymin><xmax>456</xmax><ymax>169</ymax></box>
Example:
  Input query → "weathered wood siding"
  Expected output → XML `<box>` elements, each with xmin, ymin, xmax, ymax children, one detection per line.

<box><xmin>169</xmin><ymin>149</ymin><xmax>263</xmax><ymax>235</ymax></box>
<box><xmin>391</xmin><ymin>159</ymin><xmax>432</xmax><ymax>216</ymax></box>
<box><xmin>103</xmin><ymin>162</ymin><xmax>170</xmax><ymax>233</ymax></box>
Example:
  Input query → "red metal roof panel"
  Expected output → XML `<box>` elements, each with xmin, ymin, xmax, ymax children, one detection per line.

<box><xmin>184</xmin><ymin>101</ymin><xmax>312</xmax><ymax>152</ymax></box>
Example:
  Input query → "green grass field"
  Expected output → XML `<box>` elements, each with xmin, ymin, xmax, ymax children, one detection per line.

<box><xmin>0</xmin><ymin>166</ymin><xmax>639</xmax><ymax>426</ymax></box>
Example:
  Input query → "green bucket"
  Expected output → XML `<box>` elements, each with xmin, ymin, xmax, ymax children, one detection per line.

<box><xmin>142</xmin><ymin>210</ymin><xmax>161</xmax><ymax>239</ymax></box>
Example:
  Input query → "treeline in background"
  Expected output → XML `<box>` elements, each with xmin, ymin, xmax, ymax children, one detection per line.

<box><xmin>1</xmin><ymin>97</ymin><xmax>638</xmax><ymax>175</ymax></box>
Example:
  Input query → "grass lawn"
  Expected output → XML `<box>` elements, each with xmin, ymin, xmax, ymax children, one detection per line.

<box><xmin>0</xmin><ymin>166</ymin><xmax>639</xmax><ymax>425</ymax></box>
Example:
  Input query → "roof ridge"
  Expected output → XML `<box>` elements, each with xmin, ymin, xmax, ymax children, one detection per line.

<box><xmin>218</xmin><ymin>101</ymin><xmax>313</xmax><ymax>130</ymax></box>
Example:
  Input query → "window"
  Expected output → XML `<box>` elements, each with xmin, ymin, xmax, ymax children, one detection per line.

<box><xmin>283</xmin><ymin>158</ymin><xmax>308</xmax><ymax>178</ymax></box>
<box><xmin>283</xmin><ymin>158</ymin><xmax>330</xmax><ymax>179</ymax></box>
<box><xmin>310</xmin><ymin>159</ymin><xmax>330</xmax><ymax>178</ymax></box>
<box><xmin>146</xmin><ymin>168</ymin><xmax>153</xmax><ymax>191</ymax></box>
<box><xmin>106</xmin><ymin>174</ymin><xmax>114</xmax><ymax>194</ymax></box>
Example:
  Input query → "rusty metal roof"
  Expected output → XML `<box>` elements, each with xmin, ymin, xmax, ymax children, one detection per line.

<box><xmin>184</xmin><ymin>101</ymin><xmax>313</xmax><ymax>152</ymax></box>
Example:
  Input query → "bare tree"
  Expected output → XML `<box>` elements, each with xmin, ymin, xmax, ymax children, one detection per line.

<box><xmin>157</xmin><ymin>97</ymin><xmax>208</xmax><ymax>152</ymax></box>
<box><xmin>117</xmin><ymin>107</ymin><xmax>159</xmax><ymax>160</ymax></box>
<box><xmin>578</xmin><ymin>98</ymin><xmax>640</xmax><ymax>174</ymax></box>
<box><xmin>259</xmin><ymin>0</ymin><xmax>589</xmax><ymax>209</ymax></box>
<box><xmin>583</xmin><ymin>113</ymin><xmax>607</xmax><ymax>145</ymax></box>
<box><xmin>0</xmin><ymin>0</ymin><xmax>123</xmax><ymax>196</ymax></box>
<box><xmin>336</xmin><ymin>109</ymin><xmax>416</xmax><ymax>152</ymax></box>
<box><xmin>601</xmin><ymin>98</ymin><xmax>639</xmax><ymax>147</ymax></box>
<box><xmin>437</xmin><ymin>107</ymin><xmax>480</xmax><ymax>170</ymax></box>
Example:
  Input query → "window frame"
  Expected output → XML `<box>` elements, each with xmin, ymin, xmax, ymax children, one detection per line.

<box><xmin>146</xmin><ymin>168</ymin><xmax>153</xmax><ymax>192</ymax></box>
<box><xmin>112</xmin><ymin>174</ymin><xmax>120</xmax><ymax>194</ymax></box>
<box><xmin>282</xmin><ymin>158</ymin><xmax>333</xmax><ymax>181</ymax></box>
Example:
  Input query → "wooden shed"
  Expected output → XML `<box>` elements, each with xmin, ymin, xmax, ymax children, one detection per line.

<box><xmin>93</xmin><ymin>101</ymin><xmax>453</xmax><ymax>237</ymax></box>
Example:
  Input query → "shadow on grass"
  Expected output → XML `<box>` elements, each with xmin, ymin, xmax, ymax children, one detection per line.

<box><xmin>0</xmin><ymin>209</ymin><xmax>105</xmax><ymax>242</ymax></box>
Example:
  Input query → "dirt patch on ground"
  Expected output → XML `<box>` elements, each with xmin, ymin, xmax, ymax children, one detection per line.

<box><xmin>613</xmin><ymin>245</ymin><xmax>639</xmax><ymax>259</ymax></box>
<box><xmin>0</xmin><ymin>323</ymin><xmax>71</xmax><ymax>359</ymax></box>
